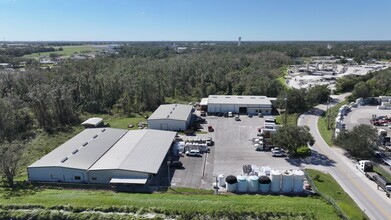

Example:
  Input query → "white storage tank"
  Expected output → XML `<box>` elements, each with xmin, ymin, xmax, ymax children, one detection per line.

<box><xmin>258</xmin><ymin>175</ymin><xmax>271</xmax><ymax>192</ymax></box>
<box><xmin>270</xmin><ymin>170</ymin><xmax>282</xmax><ymax>193</ymax></box>
<box><xmin>281</xmin><ymin>170</ymin><xmax>293</xmax><ymax>193</ymax></box>
<box><xmin>247</xmin><ymin>176</ymin><xmax>259</xmax><ymax>192</ymax></box>
<box><xmin>218</xmin><ymin>174</ymin><xmax>225</xmax><ymax>187</ymax></box>
<box><xmin>225</xmin><ymin>175</ymin><xmax>237</xmax><ymax>192</ymax></box>
<box><xmin>237</xmin><ymin>175</ymin><xmax>248</xmax><ymax>193</ymax></box>
<box><xmin>293</xmin><ymin>170</ymin><xmax>305</xmax><ymax>192</ymax></box>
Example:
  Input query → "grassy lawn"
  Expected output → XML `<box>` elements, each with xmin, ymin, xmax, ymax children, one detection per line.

<box><xmin>23</xmin><ymin>45</ymin><xmax>102</xmax><ymax>59</ymax></box>
<box><xmin>306</xmin><ymin>169</ymin><xmax>368</xmax><ymax>220</ymax></box>
<box><xmin>0</xmin><ymin>186</ymin><xmax>339</xmax><ymax>219</ymax></box>
<box><xmin>275</xmin><ymin>113</ymin><xmax>299</xmax><ymax>126</ymax></box>
<box><xmin>317</xmin><ymin>101</ymin><xmax>348</xmax><ymax>146</ymax></box>
<box><xmin>373</xmin><ymin>164</ymin><xmax>391</xmax><ymax>181</ymax></box>
<box><xmin>277</xmin><ymin>66</ymin><xmax>289</xmax><ymax>90</ymax></box>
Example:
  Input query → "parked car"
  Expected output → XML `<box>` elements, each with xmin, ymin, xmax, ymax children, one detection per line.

<box><xmin>206</xmin><ymin>137</ymin><xmax>214</xmax><ymax>146</ymax></box>
<box><xmin>271</xmin><ymin>148</ymin><xmax>286</xmax><ymax>157</ymax></box>
<box><xmin>170</xmin><ymin>161</ymin><xmax>183</xmax><ymax>168</ymax></box>
<box><xmin>186</xmin><ymin>149</ymin><xmax>201</xmax><ymax>157</ymax></box>
<box><xmin>248</xmin><ymin>114</ymin><xmax>253</xmax><ymax>118</ymax></box>
<box><xmin>235</xmin><ymin>115</ymin><xmax>240</xmax><ymax>121</ymax></box>
<box><xmin>208</xmin><ymin>125</ymin><xmax>214</xmax><ymax>132</ymax></box>
<box><xmin>258</xmin><ymin>113</ymin><xmax>263</xmax><ymax>118</ymax></box>
<box><xmin>217</xmin><ymin>112</ymin><xmax>223</xmax><ymax>117</ymax></box>
<box><xmin>228</xmin><ymin>112</ymin><xmax>233</xmax><ymax>117</ymax></box>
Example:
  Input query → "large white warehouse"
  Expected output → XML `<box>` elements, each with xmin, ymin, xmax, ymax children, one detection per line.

<box><xmin>148</xmin><ymin>104</ymin><xmax>193</xmax><ymax>131</ymax></box>
<box><xmin>207</xmin><ymin>95</ymin><xmax>272</xmax><ymax>115</ymax></box>
<box><xmin>28</xmin><ymin>128</ymin><xmax>177</xmax><ymax>187</ymax></box>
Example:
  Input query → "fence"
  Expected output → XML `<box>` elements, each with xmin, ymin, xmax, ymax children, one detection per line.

<box><xmin>303</xmin><ymin>170</ymin><xmax>350</xmax><ymax>220</ymax></box>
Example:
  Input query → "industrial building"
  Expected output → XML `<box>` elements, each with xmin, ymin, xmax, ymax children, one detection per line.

<box><xmin>28</xmin><ymin>128</ymin><xmax>177</xmax><ymax>188</ymax></box>
<box><xmin>81</xmin><ymin>117</ymin><xmax>104</xmax><ymax>128</ymax></box>
<box><xmin>148</xmin><ymin>104</ymin><xmax>193</xmax><ymax>131</ymax></box>
<box><xmin>206</xmin><ymin>95</ymin><xmax>272</xmax><ymax>115</ymax></box>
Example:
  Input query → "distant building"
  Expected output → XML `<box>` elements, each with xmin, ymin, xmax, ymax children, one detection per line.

<box><xmin>206</xmin><ymin>95</ymin><xmax>272</xmax><ymax>115</ymax></box>
<box><xmin>148</xmin><ymin>104</ymin><xmax>193</xmax><ymax>131</ymax></box>
<box><xmin>238</xmin><ymin>37</ymin><xmax>242</xmax><ymax>47</ymax></box>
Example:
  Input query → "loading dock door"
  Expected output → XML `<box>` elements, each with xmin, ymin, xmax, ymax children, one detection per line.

<box><xmin>239</xmin><ymin>107</ymin><xmax>247</xmax><ymax>114</ymax></box>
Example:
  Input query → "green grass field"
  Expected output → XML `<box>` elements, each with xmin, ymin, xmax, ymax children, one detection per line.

<box><xmin>23</xmin><ymin>45</ymin><xmax>102</xmax><ymax>58</ymax></box>
<box><xmin>275</xmin><ymin>113</ymin><xmax>299</xmax><ymax>126</ymax></box>
<box><xmin>317</xmin><ymin>101</ymin><xmax>348</xmax><ymax>146</ymax></box>
<box><xmin>307</xmin><ymin>169</ymin><xmax>368</xmax><ymax>220</ymax></box>
<box><xmin>0</xmin><ymin>186</ymin><xmax>339</xmax><ymax>219</ymax></box>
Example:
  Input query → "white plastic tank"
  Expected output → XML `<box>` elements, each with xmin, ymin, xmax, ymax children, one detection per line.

<box><xmin>247</xmin><ymin>176</ymin><xmax>259</xmax><ymax>192</ymax></box>
<box><xmin>237</xmin><ymin>175</ymin><xmax>248</xmax><ymax>192</ymax></box>
<box><xmin>270</xmin><ymin>170</ymin><xmax>282</xmax><ymax>193</ymax></box>
<box><xmin>293</xmin><ymin>170</ymin><xmax>305</xmax><ymax>192</ymax></box>
<box><xmin>258</xmin><ymin>175</ymin><xmax>271</xmax><ymax>192</ymax></box>
<box><xmin>281</xmin><ymin>170</ymin><xmax>293</xmax><ymax>193</ymax></box>
<box><xmin>225</xmin><ymin>175</ymin><xmax>237</xmax><ymax>192</ymax></box>
<box><xmin>218</xmin><ymin>174</ymin><xmax>225</xmax><ymax>187</ymax></box>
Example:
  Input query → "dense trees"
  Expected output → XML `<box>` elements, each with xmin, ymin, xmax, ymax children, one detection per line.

<box><xmin>335</xmin><ymin>124</ymin><xmax>378</xmax><ymax>159</ymax></box>
<box><xmin>0</xmin><ymin>141</ymin><xmax>25</xmax><ymax>187</ymax></box>
<box><xmin>275</xmin><ymin>85</ymin><xmax>330</xmax><ymax>114</ymax></box>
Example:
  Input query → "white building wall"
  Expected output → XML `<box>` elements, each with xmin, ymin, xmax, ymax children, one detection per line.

<box><xmin>28</xmin><ymin>167</ymin><xmax>88</xmax><ymax>183</ymax></box>
<box><xmin>148</xmin><ymin>119</ymin><xmax>187</xmax><ymax>131</ymax></box>
<box><xmin>88</xmin><ymin>169</ymin><xmax>149</xmax><ymax>184</ymax></box>
<box><xmin>208</xmin><ymin>104</ymin><xmax>272</xmax><ymax>115</ymax></box>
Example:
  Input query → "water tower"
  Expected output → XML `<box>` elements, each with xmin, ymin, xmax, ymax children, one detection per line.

<box><xmin>238</xmin><ymin>37</ymin><xmax>241</xmax><ymax>46</ymax></box>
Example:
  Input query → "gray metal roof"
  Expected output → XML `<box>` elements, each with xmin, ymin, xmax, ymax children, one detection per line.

<box><xmin>28</xmin><ymin>128</ymin><xmax>127</xmax><ymax>170</ymax></box>
<box><xmin>207</xmin><ymin>95</ymin><xmax>272</xmax><ymax>106</ymax></box>
<box><xmin>89</xmin><ymin>129</ymin><xmax>176</xmax><ymax>174</ymax></box>
<box><xmin>148</xmin><ymin>104</ymin><xmax>192</xmax><ymax>121</ymax></box>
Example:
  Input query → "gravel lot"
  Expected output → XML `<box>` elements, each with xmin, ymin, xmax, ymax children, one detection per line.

<box><xmin>344</xmin><ymin>105</ymin><xmax>391</xmax><ymax>132</ymax></box>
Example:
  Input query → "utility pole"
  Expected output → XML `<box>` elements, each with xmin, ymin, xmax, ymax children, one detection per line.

<box><xmin>284</xmin><ymin>97</ymin><xmax>288</xmax><ymax>125</ymax></box>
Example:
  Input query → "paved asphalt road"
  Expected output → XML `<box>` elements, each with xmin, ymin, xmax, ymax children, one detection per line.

<box><xmin>298</xmin><ymin>94</ymin><xmax>391</xmax><ymax>220</ymax></box>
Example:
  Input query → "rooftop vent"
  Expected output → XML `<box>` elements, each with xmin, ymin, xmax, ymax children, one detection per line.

<box><xmin>61</xmin><ymin>157</ymin><xmax>68</xmax><ymax>163</ymax></box>
<box><xmin>225</xmin><ymin>97</ymin><xmax>231</xmax><ymax>98</ymax></box>
<box><xmin>238</xmin><ymin>97</ymin><xmax>243</xmax><ymax>99</ymax></box>
<box><xmin>72</xmin><ymin>149</ymin><xmax>79</xmax><ymax>154</ymax></box>
<box><xmin>82</xmin><ymin>142</ymin><xmax>88</xmax><ymax>146</ymax></box>
<box><xmin>212</xmin><ymin>96</ymin><xmax>218</xmax><ymax>98</ymax></box>
<box><xmin>101</xmin><ymin>128</ymin><xmax>106</xmax><ymax>132</ymax></box>
<box><xmin>250</xmin><ymin>97</ymin><xmax>256</xmax><ymax>99</ymax></box>
<box><xmin>93</xmin><ymin>134</ymin><xmax>98</xmax><ymax>138</ymax></box>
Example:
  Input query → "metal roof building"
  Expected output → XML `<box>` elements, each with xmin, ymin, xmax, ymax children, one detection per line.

<box><xmin>28</xmin><ymin>128</ymin><xmax>176</xmax><ymax>186</ymax></box>
<box><xmin>148</xmin><ymin>104</ymin><xmax>193</xmax><ymax>131</ymax></box>
<box><xmin>81</xmin><ymin>117</ymin><xmax>104</xmax><ymax>128</ymax></box>
<box><xmin>207</xmin><ymin>95</ymin><xmax>272</xmax><ymax>115</ymax></box>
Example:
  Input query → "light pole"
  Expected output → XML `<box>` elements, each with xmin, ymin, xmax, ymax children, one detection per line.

<box><xmin>327</xmin><ymin>97</ymin><xmax>331</xmax><ymax>130</ymax></box>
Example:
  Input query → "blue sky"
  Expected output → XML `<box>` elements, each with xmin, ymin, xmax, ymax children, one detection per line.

<box><xmin>0</xmin><ymin>0</ymin><xmax>390</xmax><ymax>41</ymax></box>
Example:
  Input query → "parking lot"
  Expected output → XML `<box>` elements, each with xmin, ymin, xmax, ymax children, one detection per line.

<box><xmin>171</xmin><ymin>114</ymin><xmax>300</xmax><ymax>189</ymax></box>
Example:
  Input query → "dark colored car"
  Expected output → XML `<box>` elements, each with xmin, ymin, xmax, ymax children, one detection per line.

<box><xmin>170</xmin><ymin>161</ymin><xmax>183</xmax><ymax>168</ymax></box>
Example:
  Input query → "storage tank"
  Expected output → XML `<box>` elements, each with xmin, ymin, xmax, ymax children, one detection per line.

<box><xmin>218</xmin><ymin>174</ymin><xmax>225</xmax><ymax>187</ymax></box>
<box><xmin>237</xmin><ymin>175</ymin><xmax>248</xmax><ymax>192</ymax></box>
<box><xmin>258</xmin><ymin>175</ymin><xmax>271</xmax><ymax>192</ymax></box>
<box><xmin>247</xmin><ymin>175</ymin><xmax>259</xmax><ymax>192</ymax></box>
<box><xmin>281</xmin><ymin>170</ymin><xmax>293</xmax><ymax>193</ymax></box>
<box><xmin>270</xmin><ymin>170</ymin><xmax>282</xmax><ymax>192</ymax></box>
<box><xmin>293</xmin><ymin>170</ymin><xmax>305</xmax><ymax>192</ymax></box>
<box><xmin>225</xmin><ymin>175</ymin><xmax>237</xmax><ymax>192</ymax></box>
